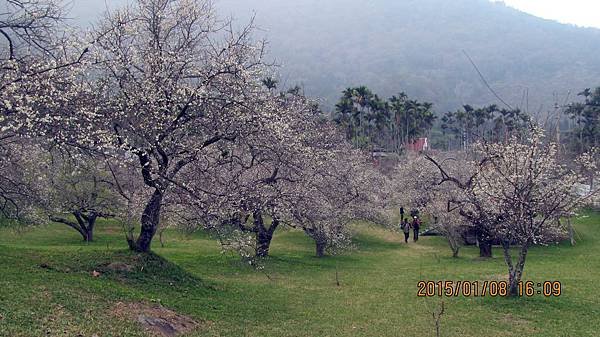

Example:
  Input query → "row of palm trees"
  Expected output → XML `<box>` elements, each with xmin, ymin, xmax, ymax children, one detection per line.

<box><xmin>440</xmin><ymin>104</ymin><xmax>531</xmax><ymax>151</ymax></box>
<box><xmin>564</xmin><ymin>87</ymin><xmax>600</xmax><ymax>154</ymax></box>
<box><xmin>333</xmin><ymin>86</ymin><xmax>436</xmax><ymax>152</ymax></box>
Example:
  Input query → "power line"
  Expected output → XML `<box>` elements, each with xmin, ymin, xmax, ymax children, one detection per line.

<box><xmin>462</xmin><ymin>50</ymin><xmax>514</xmax><ymax>111</ymax></box>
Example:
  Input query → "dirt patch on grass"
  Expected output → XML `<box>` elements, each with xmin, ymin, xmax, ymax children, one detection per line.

<box><xmin>111</xmin><ymin>302</ymin><xmax>201</xmax><ymax>337</ymax></box>
<box><xmin>408</xmin><ymin>243</ymin><xmax>435</xmax><ymax>251</ymax></box>
<box><xmin>105</xmin><ymin>262</ymin><xmax>135</xmax><ymax>272</ymax></box>
<box><xmin>499</xmin><ymin>313</ymin><xmax>535</xmax><ymax>334</ymax></box>
<box><xmin>102</xmin><ymin>227</ymin><xmax>122</xmax><ymax>234</ymax></box>
<box><xmin>97</xmin><ymin>255</ymin><xmax>144</xmax><ymax>272</ymax></box>
<box><xmin>473</xmin><ymin>273</ymin><xmax>508</xmax><ymax>285</ymax></box>
<box><xmin>489</xmin><ymin>273</ymin><xmax>507</xmax><ymax>281</ymax></box>
<box><xmin>501</xmin><ymin>313</ymin><xmax>530</xmax><ymax>325</ymax></box>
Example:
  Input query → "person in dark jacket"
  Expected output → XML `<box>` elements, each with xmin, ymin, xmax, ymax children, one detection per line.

<box><xmin>412</xmin><ymin>216</ymin><xmax>421</xmax><ymax>242</ymax></box>
<box><xmin>401</xmin><ymin>218</ymin><xmax>411</xmax><ymax>243</ymax></box>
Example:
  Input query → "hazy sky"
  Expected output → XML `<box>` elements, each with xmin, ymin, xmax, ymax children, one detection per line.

<box><xmin>497</xmin><ymin>0</ymin><xmax>600</xmax><ymax>28</ymax></box>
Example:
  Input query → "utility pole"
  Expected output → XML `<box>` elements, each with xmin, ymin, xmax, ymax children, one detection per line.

<box><xmin>554</xmin><ymin>102</ymin><xmax>561</xmax><ymax>146</ymax></box>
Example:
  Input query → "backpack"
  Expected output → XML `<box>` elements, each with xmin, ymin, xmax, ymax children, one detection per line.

<box><xmin>412</xmin><ymin>220</ymin><xmax>420</xmax><ymax>229</ymax></box>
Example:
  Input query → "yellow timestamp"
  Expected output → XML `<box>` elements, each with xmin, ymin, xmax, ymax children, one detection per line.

<box><xmin>417</xmin><ymin>280</ymin><xmax>562</xmax><ymax>297</ymax></box>
<box><xmin>517</xmin><ymin>281</ymin><xmax>562</xmax><ymax>297</ymax></box>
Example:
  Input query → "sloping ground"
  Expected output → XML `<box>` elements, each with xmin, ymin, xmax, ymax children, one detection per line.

<box><xmin>0</xmin><ymin>214</ymin><xmax>599</xmax><ymax>337</ymax></box>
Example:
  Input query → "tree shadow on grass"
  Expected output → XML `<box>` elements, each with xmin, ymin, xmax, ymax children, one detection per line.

<box><xmin>263</xmin><ymin>252</ymin><xmax>362</xmax><ymax>271</ymax></box>
<box><xmin>352</xmin><ymin>232</ymin><xmax>404</xmax><ymax>252</ymax></box>
<box><xmin>35</xmin><ymin>249</ymin><xmax>217</xmax><ymax>294</ymax></box>
<box><xmin>247</xmin><ymin>232</ymin><xmax>405</xmax><ymax>273</ymax></box>
<box><xmin>474</xmin><ymin>293</ymin><xmax>594</xmax><ymax>325</ymax></box>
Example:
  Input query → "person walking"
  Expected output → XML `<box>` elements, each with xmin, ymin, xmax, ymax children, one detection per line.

<box><xmin>401</xmin><ymin>218</ymin><xmax>411</xmax><ymax>243</ymax></box>
<box><xmin>400</xmin><ymin>207</ymin><xmax>405</xmax><ymax>223</ymax></box>
<box><xmin>412</xmin><ymin>216</ymin><xmax>421</xmax><ymax>242</ymax></box>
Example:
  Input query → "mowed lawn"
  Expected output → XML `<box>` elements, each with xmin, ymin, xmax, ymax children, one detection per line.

<box><xmin>1</xmin><ymin>212</ymin><xmax>599</xmax><ymax>337</ymax></box>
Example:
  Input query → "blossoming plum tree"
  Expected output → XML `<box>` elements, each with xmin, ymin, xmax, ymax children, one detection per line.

<box><xmin>0</xmin><ymin>0</ymin><xmax>88</xmax><ymax>222</ymax></box>
<box><xmin>65</xmin><ymin>0</ymin><xmax>291</xmax><ymax>252</ymax></box>
<box><xmin>471</xmin><ymin>129</ymin><xmax>599</xmax><ymax>295</ymax></box>
<box><xmin>41</xmin><ymin>150</ymin><xmax>124</xmax><ymax>242</ymax></box>
<box><xmin>428</xmin><ymin>127</ymin><xmax>600</xmax><ymax>295</ymax></box>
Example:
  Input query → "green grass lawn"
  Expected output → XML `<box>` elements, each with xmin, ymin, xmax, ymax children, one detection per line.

<box><xmin>1</xmin><ymin>212</ymin><xmax>599</xmax><ymax>337</ymax></box>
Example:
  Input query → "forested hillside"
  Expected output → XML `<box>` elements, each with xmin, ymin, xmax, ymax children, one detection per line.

<box><xmin>71</xmin><ymin>0</ymin><xmax>600</xmax><ymax>113</ymax></box>
<box><xmin>214</xmin><ymin>0</ymin><xmax>600</xmax><ymax>112</ymax></box>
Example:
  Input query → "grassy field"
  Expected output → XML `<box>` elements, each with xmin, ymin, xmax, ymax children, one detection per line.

<box><xmin>1</xmin><ymin>213</ymin><xmax>599</xmax><ymax>337</ymax></box>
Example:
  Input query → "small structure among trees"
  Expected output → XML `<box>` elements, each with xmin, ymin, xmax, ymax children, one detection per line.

<box><xmin>405</xmin><ymin>137</ymin><xmax>429</xmax><ymax>152</ymax></box>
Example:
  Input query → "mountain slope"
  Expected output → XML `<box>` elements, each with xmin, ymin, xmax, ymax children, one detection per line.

<box><xmin>216</xmin><ymin>0</ymin><xmax>600</xmax><ymax>112</ymax></box>
<box><xmin>69</xmin><ymin>0</ymin><xmax>600</xmax><ymax>113</ymax></box>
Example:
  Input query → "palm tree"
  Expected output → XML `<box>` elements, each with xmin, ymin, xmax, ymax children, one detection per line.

<box><xmin>262</xmin><ymin>77</ymin><xmax>278</xmax><ymax>91</ymax></box>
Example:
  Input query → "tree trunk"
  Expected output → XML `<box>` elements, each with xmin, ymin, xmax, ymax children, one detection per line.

<box><xmin>315</xmin><ymin>238</ymin><xmax>327</xmax><ymax>258</ymax></box>
<box><xmin>446</xmin><ymin>231</ymin><xmax>460</xmax><ymax>258</ymax></box>
<box><xmin>479</xmin><ymin>241</ymin><xmax>492</xmax><ymax>258</ymax></box>
<box><xmin>159</xmin><ymin>229</ymin><xmax>166</xmax><ymax>248</ymax></box>
<box><xmin>567</xmin><ymin>217</ymin><xmax>576</xmax><ymax>246</ymax></box>
<box><xmin>84</xmin><ymin>214</ymin><xmax>97</xmax><ymax>242</ymax></box>
<box><xmin>255</xmin><ymin>231</ymin><xmax>272</xmax><ymax>257</ymax></box>
<box><xmin>475</xmin><ymin>229</ymin><xmax>493</xmax><ymax>257</ymax></box>
<box><xmin>51</xmin><ymin>212</ymin><xmax>96</xmax><ymax>243</ymax></box>
<box><xmin>450</xmin><ymin>240</ymin><xmax>460</xmax><ymax>258</ymax></box>
<box><xmin>503</xmin><ymin>242</ymin><xmax>529</xmax><ymax>296</ymax></box>
<box><xmin>129</xmin><ymin>189</ymin><xmax>163</xmax><ymax>253</ymax></box>
<box><xmin>254</xmin><ymin>211</ymin><xmax>279</xmax><ymax>258</ymax></box>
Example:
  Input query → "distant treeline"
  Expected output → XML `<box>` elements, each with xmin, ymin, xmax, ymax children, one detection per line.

<box><xmin>329</xmin><ymin>85</ymin><xmax>600</xmax><ymax>155</ymax></box>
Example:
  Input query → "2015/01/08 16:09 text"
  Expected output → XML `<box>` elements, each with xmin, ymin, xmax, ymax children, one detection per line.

<box><xmin>417</xmin><ymin>280</ymin><xmax>562</xmax><ymax>297</ymax></box>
